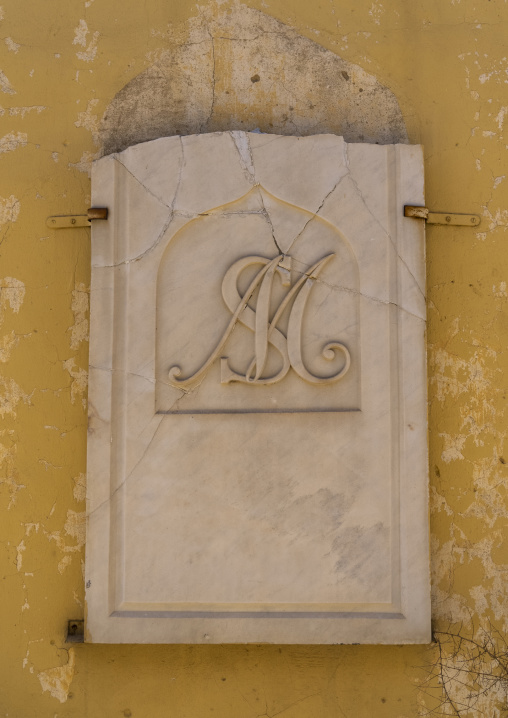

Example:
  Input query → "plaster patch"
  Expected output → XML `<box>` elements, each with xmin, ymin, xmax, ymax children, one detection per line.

<box><xmin>0</xmin><ymin>435</ymin><xmax>24</xmax><ymax>509</ymax></box>
<box><xmin>8</xmin><ymin>105</ymin><xmax>45</xmax><ymax>118</ymax></box>
<box><xmin>0</xmin><ymin>277</ymin><xmax>24</xmax><ymax>315</ymax></box>
<box><xmin>482</xmin><ymin>205</ymin><xmax>508</xmax><ymax>232</ymax></box>
<box><xmin>46</xmin><ymin>510</ymin><xmax>86</xmax><ymax>573</ymax></box>
<box><xmin>430</xmin><ymin>346</ymin><xmax>492</xmax><ymax>404</ymax></box>
<box><xmin>38</xmin><ymin>648</ymin><xmax>75</xmax><ymax>704</ymax></box>
<box><xmin>58</xmin><ymin>555</ymin><xmax>72</xmax><ymax>574</ymax></box>
<box><xmin>429</xmin><ymin>486</ymin><xmax>453</xmax><ymax>517</ymax></box>
<box><xmin>100</xmin><ymin>2</ymin><xmax>407</xmax><ymax>154</ymax></box>
<box><xmin>0</xmin><ymin>69</ymin><xmax>15</xmax><ymax>94</ymax></box>
<box><xmin>0</xmin><ymin>196</ymin><xmax>20</xmax><ymax>227</ymax></box>
<box><xmin>493</xmin><ymin>281</ymin><xmax>507</xmax><ymax>297</ymax></box>
<box><xmin>73</xmin><ymin>19</ymin><xmax>88</xmax><ymax>47</ymax></box>
<box><xmin>76</xmin><ymin>31</ymin><xmax>99</xmax><ymax>63</ymax></box>
<box><xmin>368</xmin><ymin>2</ymin><xmax>385</xmax><ymax>24</ymax></box>
<box><xmin>464</xmin><ymin>456</ymin><xmax>508</xmax><ymax>529</ymax></box>
<box><xmin>0</xmin><ymin>131</ymin><xmax>27</xmax><ymax>154</ymax></box>
<box><xmin>68</xmin><ymin>150</ymin><xmax>98</xmax><ymax>176</ymax></box>
<box><xmin>430</xmin><ymin>535</ymin><xmax>473</xmax><ymax>624</ymax></box>
<box><xmin>439</xmin><ymin>433</ymin><xmax>467</xmax><ymax>463</ymax></box>
<box><xmin>62</xmin><ymin>358</ymin><xmax>88</xmax><ymax>409</ymax></box>
<box><xmin>24</xmin><ymin>522</ymin><xmax>39</xmax><ymax>536</ymax></box>
<box><xmin>0</xmin><ymin>330</ymin><xmax>18</xmax><ymax>362</ymax></box>
<box><xmin>64</xmin><ymin>509</ymin><xmax>86</xmax><ymax>546</ymax></box>
<box><xmin>72</xmin><ymin>472</ymin><xmax>86</xmax><ymax>502</ymax></box>
<box><xmin>5</xmin><ymin>37</ymin><xmax>19</xmax><ymax>53</ymax></box>
<box><xmin>495</xmin><ymin>106</ymin><xmax>508</xmax><ymax>130</ymax></box>
<box><xmin>16</xmin><ymin>539</ymin><xmax>25</xmax><ymax>571</ymax></box>
<box><xmin>0</xmin><ymin>375</ymin><xmax>29</xmax><ymax>418</ymax></box>
<box><xmin>74</xmin><ymin>99</ymin><xmax>99</xmax><ymax>144</ymax></box>
<box><xmin>464</xmin><ymin>536</ymin><xmax>508</xmax><ymax>629</ymax></box>
<box><xmin>68</xmin><ymin>283</ymin><xmax>89</xmax><ymax>350</ymax></box>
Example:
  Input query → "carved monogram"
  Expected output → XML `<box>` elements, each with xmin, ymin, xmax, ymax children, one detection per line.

<box><xmin>168</xmin><ymin>253</ymin><xmax>351</xmax><ymax>388</ymax></box>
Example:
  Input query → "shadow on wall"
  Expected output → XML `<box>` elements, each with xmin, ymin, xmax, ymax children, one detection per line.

<box><xmin>99</xmin><ymin>3</ymin><xmax>408</xmax><ymax>155</ymax></box>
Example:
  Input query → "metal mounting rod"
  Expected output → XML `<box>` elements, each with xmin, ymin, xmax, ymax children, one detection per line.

<box><xmin>46</xmin><ymin>207</ymin><xmax>108</xmax><ymax>229</ymax></box>
<box><xmin>404</xmin><ymin>205</ymin><xmax>480</xmax><ymax>226</ymax></box>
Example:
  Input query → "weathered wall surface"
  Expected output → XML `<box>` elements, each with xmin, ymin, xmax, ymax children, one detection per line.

<box><xmin>1</xmin><ymin>0</ymin><xmax>508</xmax><ymax>715</ymax></box>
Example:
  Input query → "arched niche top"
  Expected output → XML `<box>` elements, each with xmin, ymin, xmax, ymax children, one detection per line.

<box><xmin>99</xmin><ymin>4</ymin><xmax>408</xmax><ymax>155</ymax></box>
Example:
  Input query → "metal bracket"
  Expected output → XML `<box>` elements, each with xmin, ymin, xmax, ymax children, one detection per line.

<box><xmin>66</xmin><ymin>619</ymin><xmax>84</xmax><ymax>643</ymax></box>
<box><xmin>46</xmin><ymin>207</ymin><xmax>108</xmax><ymax>229</ymax></box>
<box><xmin>404</xmin><ymin>205</ymin><xmax>480</xmax><ymax>226</ymax></box>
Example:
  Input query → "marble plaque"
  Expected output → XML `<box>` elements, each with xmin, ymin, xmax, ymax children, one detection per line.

<box><xmin>85</xmin><ymin>132</ymin><xmax>430</xmax><ymax>644</ymax></box>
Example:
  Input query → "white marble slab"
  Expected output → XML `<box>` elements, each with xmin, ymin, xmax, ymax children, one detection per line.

<box><xmin>85</xmin><ymin>132</ymin><xmax>430</xmax><ymax>644</ymax></box>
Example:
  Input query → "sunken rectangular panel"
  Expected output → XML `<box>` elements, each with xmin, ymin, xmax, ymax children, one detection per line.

<box><xmin>85</xmin><ymin>132</ymin><xmax>430</xmax><ymax>644</ymax></box>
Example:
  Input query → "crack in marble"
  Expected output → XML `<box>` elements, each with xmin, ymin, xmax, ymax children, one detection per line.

<box><xmin>113</xmin><ymin>156</ymin><xmax>172</xmax><ymax>209</ymax></box>
<box><xmin>171</xmin><ymin>136</ymin><xmax>185</xmax><ymax>213</ymax></box>
<box><xmin>285</xmin><ymin>173</ymin><xmax>349</xmax><ymax>255</ymax></box>
<box><xmin>343</xmin><ymin>147</ymin><xmax>426</xmax><ymax>301</ymax></box>
<box><xmin>257</xmin><ymin>189</ymin><xmax>284</xmax><ymax>255</ymax></box>
<box><xmin>288</xmin><ymin>260</ymin><xmax>426</xmax><ymax>322</ymax></box>
<box><xmin>87</xmin><ymin>416</ymin><xmax>165</xmax><ymax>521</ymax></box>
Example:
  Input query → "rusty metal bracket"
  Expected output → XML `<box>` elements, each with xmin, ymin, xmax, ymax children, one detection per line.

<box><xmin>404</xmin><ymin>205</ymin><xmax>480</xmax><ymax>226</ymax></box>
<box><xmin>66</xmin><ymin>619</ymin><xmax>84</xmax><ymax>643</ymax></box>
<box><xmin>46</xmin><ymin>207</ymin><xmax>108</xmax><ymax>229</ymax></box>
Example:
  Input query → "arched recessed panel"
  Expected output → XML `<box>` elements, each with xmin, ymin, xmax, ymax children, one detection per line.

<box><xmin>156</xmin><ymin>187</ymin><xmax>360</xmax><ymax>413</ymax></box>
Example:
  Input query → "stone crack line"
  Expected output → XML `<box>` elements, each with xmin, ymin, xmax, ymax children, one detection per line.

<box><xmin>344</xmin><ymin>150</ymin><xmax>426</xmax><ymax>301</ymax></box>
<box><xmin>113</xmin><ymin>155</ymin><xmax>173</xmax><ymax>209</ymax></box>
<box><xmin>258</xmin><ymin>189</ymin><xmax>283</xmax><ymax>254</ymax></box>
<box><xmin>94</xmin><ymin>209</ymin><xmax>175</xmax><ymax>268</ymax></box>
<box><xmin>86</xmin><ymin>416</ymin><xmax>165</xmax><ymax>521</ymax></box>
<box><xmin>285</xmin><ymin>172</ymin><xmax>348</xmax><ymax>255</ymax></box>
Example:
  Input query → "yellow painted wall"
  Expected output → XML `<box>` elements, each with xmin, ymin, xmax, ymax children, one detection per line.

<box><xmin>1</xmin><ymin>1</ymin><xmax>508</xmax><ymax>715</ymax></box>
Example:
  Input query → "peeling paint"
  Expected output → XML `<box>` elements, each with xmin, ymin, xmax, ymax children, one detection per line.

<box><xmin>0</xmin><ymin>330</ymin><xmax>18</xmax><ymax>362</ymax></box>
<box><xmin>75</xmin><ymin>99</ymin><xmax>99</xmax><ymax>144</ymax></box>
<box><xmin>0</xmin><ymin>196</ymin><xmax>20</xmax><ymax>227</ymax></box>
<box><xmin>62</xmin><ymin>358</ymin><xmax>88</xmax><ymax>409</ymax></box>
<box><xmin>47</xmin><ymin>510</ymin><xmax>86</xmax><ymax>574</ymax></box>
<box><xmin>73</xmin><ymin>19</ymin><xmax>89</xmax><ymax>47</ymax></box>
<box><xmin>0</xmin><ymin>130</ymin><xmax>27</xmax><ymax>153</ymax></box>
<box><xmin>75</xmin><ymin>22</ymin><xmax>100</xmax><ymax>64</ymax></box>
<box><xmin>0</xmin><ymin>375</ymin><xmax>29</xmax><ymax>418</ymax></box>
<box><xmin>439</xmin><ymin>433</ymin><xmax>467</xmax><ymax>463</ymax></box>
<box><xmin>15</xmin><ymin>538</ymin><xmax>25</xmax><ymax>571</ymax></box>
<box><xmin>0</xmin><ymin>433</ymin><xmax>24</xmax><ymax>508</ymax></box>
<box><xmin>0</xmin><ymin>277</ymin><xmax>24</xmax><ymax>315</ymax></box>
<box><xmin>68</xmin><ymin>149</ymin><xmax>98</xmax><ymax>176</ymax></box>
<box><xmin>72</xmin><ymin>472</ymin><xmax>86</xmax><ymax>502</ymax></box>
<box><xmin>6</xmin><ymin>105</ymin><xmax>46</xmax><ymax>118</ymax></box>
<box><xmin>0</xmin><ymin>69</ymin><xmax>15</xmax><ymax>94</ymax></box>
<box><xmin>38</xmin><ymin>648</ymin><xmax>75</xmax><ymax>703</ymax></box>
<box><xmin>68</xmin><ymin>283</ymin><xmax>89</xmax><ymax>350</ymax></box>
<box><xmin>5</xmin><ymin>37</ymin><xmax>20</xmax><ymax>53</ymax></box>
